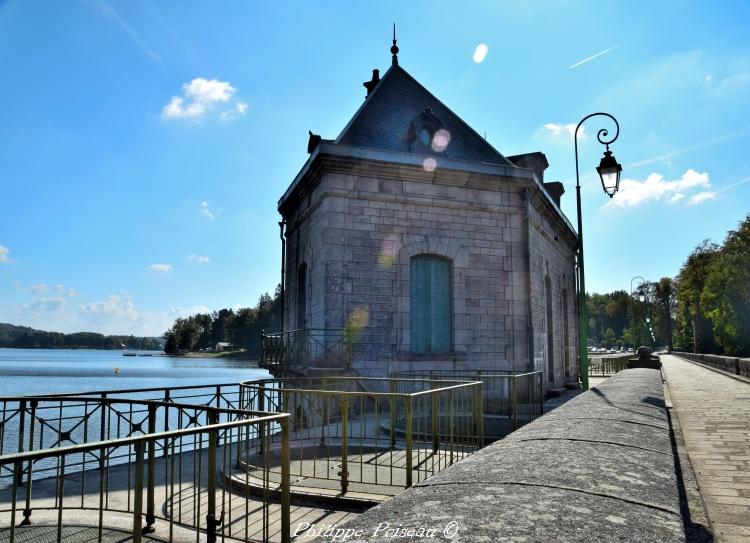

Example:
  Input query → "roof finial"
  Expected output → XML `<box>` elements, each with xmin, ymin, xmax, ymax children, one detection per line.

<box><xmin>390</xmin><ymin>23</ymin><xmax>399</xmax><ymax>66</ymax></box>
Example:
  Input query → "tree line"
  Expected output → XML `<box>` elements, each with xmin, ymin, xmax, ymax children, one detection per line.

<box><xmin>588</xmin><ymin>213</ymin><xmax>749</xmax><ymax>357</ymax></box>
<box><xmin>163</xmin><ymin>286</ymin><xmax>282</xmax><ymax>356</ymax></box>
<box><xmin>674</xmin><ymin>214</ymin><xmax>750</xmax><ymax>356</ymax></box>
<box><xmin>0</xmin><ymin>323</ymin><xmax>161</xmax><ymax>350</ymax></box>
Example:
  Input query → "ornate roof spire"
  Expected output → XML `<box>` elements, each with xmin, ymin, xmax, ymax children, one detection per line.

<box><xmin>390</xmin><ymin>23</ymin><xmax>399</xmax><ymax>66</ymax></box>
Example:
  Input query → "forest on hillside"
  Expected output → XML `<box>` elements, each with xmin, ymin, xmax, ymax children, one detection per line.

<box><xmin>0</xmin><ymin>322</ymin><xmax>162</xmax><ymax>350</ymax></box>
<box><xmin>162</xmin><ymin>286</ymin><xmax>281</xmax><ymax>357</ymax></box>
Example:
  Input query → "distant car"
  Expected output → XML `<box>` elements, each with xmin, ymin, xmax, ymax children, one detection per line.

<box><xmin>627</xmin><ymin>347</ymin><xmax>635</xmax><ymax>352</ymax></box>
<box><xmin>599</xmin><ymin>347</ymin><xmax>607</xmax><ymax>353</ymax></box>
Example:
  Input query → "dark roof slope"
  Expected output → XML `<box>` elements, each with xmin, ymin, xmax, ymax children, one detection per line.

<box><xmin>336</xmin><ymin>65</ymin><xmax>514</xmax><ymax>166</ymax></box>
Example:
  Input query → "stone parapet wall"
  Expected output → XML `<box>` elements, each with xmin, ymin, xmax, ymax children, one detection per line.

<box><xmin>672</xmin><ymin>352</ymin><xmax>750</xmax><ymax>378</ymax></box>
<box><xmin>340</xmin><ymin>368</ymin><xmax>686</xmax><ymax>542</ymax></box>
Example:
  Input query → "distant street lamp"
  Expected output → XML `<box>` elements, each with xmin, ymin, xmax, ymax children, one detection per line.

<box><xmin>575</xmin><ymin>113</ymin><xmax>622</xmax><ymax>391</ymax></box>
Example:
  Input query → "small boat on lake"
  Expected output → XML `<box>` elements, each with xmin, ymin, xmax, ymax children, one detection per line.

<box><xmin>122</xmin><ymin>352</ymin><xmax>137</xmax><ymax>357</ymax></box>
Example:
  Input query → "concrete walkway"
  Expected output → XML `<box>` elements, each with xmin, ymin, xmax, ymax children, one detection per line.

<box><xmin>662</xmin><ymin>354</ymin><xmax>750</xmax><ymax>543</ymax></box>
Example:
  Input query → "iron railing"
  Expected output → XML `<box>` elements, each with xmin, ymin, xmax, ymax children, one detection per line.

<box><xmin>0</xmin><ymin>396</ymin><xmax>290</xmax><ymax>543</ymax></box>
<box><xmin>260</xmin><ymin>329</ymin><xmax>353</xmax><ymax>372</ymax></box>
<box><xmin>390</xmin><ymin>370</ymin><xmax>544</xmax><ymax>440</ymax></box>
<box><xmin>237</xmin><ymin>377</ymin><xmax>483</xmax><ymax>501</ymax></box>
<box><xmin>588</xmin><ymin>353</ymin><xmax>632</xmax><ymax>376</ymax></box>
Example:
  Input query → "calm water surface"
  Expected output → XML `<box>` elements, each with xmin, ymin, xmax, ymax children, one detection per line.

<box><xmin>0</xmin><ymin>348</ymin><xmax>271</xmax><ymax>397</ymax></box>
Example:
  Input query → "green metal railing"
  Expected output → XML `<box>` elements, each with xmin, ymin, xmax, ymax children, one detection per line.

<box><xmin>390</xmin><ymin>370</ymin><xmax>544</xmax><ymax>440</ymax></box>
<box><xmin>0</xmin><ymin>396</ymin><xmax>290</xmax><ymax>543</ymax></box>
<box><xmin>238</xmin><ymin>377</ymin><xmax>483</xmax><ymax>498</ymax></box>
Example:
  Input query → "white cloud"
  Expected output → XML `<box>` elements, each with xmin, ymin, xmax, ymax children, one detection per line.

<box><xmin>162</xmin><ymin>78</ymin><xmax>247</xmax><ymax>121</ymax></box>
<box><xmin>78</xmin><ymin>293</ymin><xmax>171</xmax><ymax>335</ymax></box>
<box><xmin>30</xmin><ymin>284</ymin><xmax>47</xmax><ymax>294</ymax></box>
<box><xmin>540</xmin><ymin>123</ymin><xmax>585</xmax><ymax>141</ymax></box>
<box><xmin>23</xmin><ymin>297</ymin><xmax>67</xmax><ymax>314</ymax></box>
<box><xmin>54</xmin><ymin>284</ymin><xmax>79</xmax><ymax>297</ymax></box>
<box><xmin>687</xmin><ymin>191</ymin><xmax>716</xmax><ymax>206</ymax></box>
<box><xmin>607</xmin><ymin>169</ymin><xmax>712</xmax><ymax>208</ymax></box>
<box><xmin>199</xmin><ymin>201</ymin><xmax>222</xmax><ymax>220</ymax></box>
<box><xmin>668</xmin><ymin>193</ymin><xmax>685</xmax><ymax>205</ymax></box>
<box><xmin>0</xmin><ymin>245</ymin><xmax>11</xmax><ymax>263</ymax></box>
<box><xmin>219</xmin><ymin>101</ymin><xmax>248</xmax><ymax>121</ymax></box>
<box><xmin>188</xmin><ymin>254</ymin><xmax>210</xmax><ymax>264</ymax></box>
<box><xmin>473</xmin><ymin>44</ymin><xmax>489</xmax><ymax>64</ymax></box>
<box><xmin>147</xmin><ymin>263</ymin><xmax>172</xmax><ymax>274</ymax></box>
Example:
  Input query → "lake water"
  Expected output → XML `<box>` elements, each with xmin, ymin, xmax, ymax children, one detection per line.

<box><xmin>0</xmin><ymin>348</ymin><xmax>272</xmax><ymax>397</ymax></box>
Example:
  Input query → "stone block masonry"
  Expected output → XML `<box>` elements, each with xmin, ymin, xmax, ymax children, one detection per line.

<box><xmin>340</xmin><ymin>368</ymin><xmax>687</xmax><ymax>542</ymax></box>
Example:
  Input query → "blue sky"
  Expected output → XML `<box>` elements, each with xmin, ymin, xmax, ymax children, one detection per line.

<box><xmin>1</xmin><ymin>0</ymin><xmax>749</xmax><ymax>336</ymax></box>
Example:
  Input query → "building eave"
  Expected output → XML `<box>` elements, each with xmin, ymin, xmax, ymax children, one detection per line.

<box><xmin>278</xmin><ymin>142</ymin><xmax>578</xmax><ymax>239</ymax></box>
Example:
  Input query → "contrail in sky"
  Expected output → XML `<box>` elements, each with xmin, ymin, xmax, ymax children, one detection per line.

<box><xmin>627</xmin><ymin>127</ymin><xmax>750</xmax><ymax>169</ymax></box>
<box><xmin>569</xmin><ymin>44</ymin><xmax>622</xmax><ymax>69</ymax></box>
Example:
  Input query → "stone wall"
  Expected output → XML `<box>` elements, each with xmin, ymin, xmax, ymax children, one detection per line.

<box><xmin>339</xmin><ymin>368</ymin><xmax>686</xmax><ymax>542</ymax></box>
<box><xmin>672</xmin><ymin>352</ymin><xmax>750</xmax><ymax>378</ymax></box>
<box><xmin>282</xmin><ymin>162</ymin><xmax>578</xmax><ymax>387</ymax></box>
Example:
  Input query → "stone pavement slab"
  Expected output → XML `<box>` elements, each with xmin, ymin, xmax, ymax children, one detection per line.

<box><xmin>662</xmin><ymin>354</ymin><xmax>750</xmax><ymax>543</ymax></box>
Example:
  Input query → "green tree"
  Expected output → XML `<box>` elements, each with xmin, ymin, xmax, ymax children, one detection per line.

<box><xmin>701</xmin><ymin>215</ymin><xmax>750</xmax><ymax>356</ymax></box>
<box><xmin>654</xmin><ymin>277</ymin><xmax>676</xmax><ymax>351</ymax></box>
<box><xmin>675</xmin><ymin>240</ymin><xmax>720</xmax><ymax>353</ymax></box>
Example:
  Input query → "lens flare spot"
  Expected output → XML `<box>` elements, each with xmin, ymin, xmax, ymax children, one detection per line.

<box><xmin>378</xmin><ymin>235</ymin><xmax>402</xmax><ymax>268</ymax></box>
<box><xmin>473</xmin><ymin>43</ymin><xmax>489</xmax><ymax>63</ymax></box>
<box><xmin>431</xmin><ymin>129</ymin><xmax>451</xmax><ymax>152</ymax></box>
<box><xmin>423</xmin><ymin>157</ymin><xmax>437</xmax><ymax>172</ymax></box>
<box><xmin>345</xmin><ymin>308</ymin><xmax>370</xmax><ymax>343</ymax></box>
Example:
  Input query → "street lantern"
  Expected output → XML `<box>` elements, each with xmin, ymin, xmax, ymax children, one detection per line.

<box><xmin>597</xmin><ymin>147</ymin><xmax>622</xmax><ymax>197</ymax></box>
<box><xmin>574</xmin><ymin>112</ymin><xmax>621</xmax><ymax>391</ymax></box>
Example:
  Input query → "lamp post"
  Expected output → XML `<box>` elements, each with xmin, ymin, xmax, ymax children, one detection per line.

<box><xmin>629</xmin><ymin>276</ymin><xmax>646</xmax><ymax>348</ymax></box>
<box><xmin>574</xmin><ymin>113</ymin><xmax>622</xmax><ymax>391</ymax></box>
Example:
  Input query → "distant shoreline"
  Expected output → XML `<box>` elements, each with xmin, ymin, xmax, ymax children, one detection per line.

<box><xmin>0</xmin><ymin>346</ymin><xmax>162</xmax><ymax>351</ymax></box>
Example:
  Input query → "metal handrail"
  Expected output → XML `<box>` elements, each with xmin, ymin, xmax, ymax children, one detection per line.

<box><xmin>236</xmin><ymin>376</ymin><xmax>484</xmax><ymax>494</ymax></box>
<box><xmin>0</xmin><ymin>396</ymin><xmax>291</xmax><ymax>543</ymax></box>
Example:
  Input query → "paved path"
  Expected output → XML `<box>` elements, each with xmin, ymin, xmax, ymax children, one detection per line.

<box><xmin>662</xmin><ymin>354</ymin><xmax>750</xmax><ymax>543</ymax></box>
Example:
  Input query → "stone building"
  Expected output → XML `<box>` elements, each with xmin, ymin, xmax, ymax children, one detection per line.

<box><xmin>275</xmin><ymin>40</ymin><xmax>579</xmax><ymax>389</ymax></box>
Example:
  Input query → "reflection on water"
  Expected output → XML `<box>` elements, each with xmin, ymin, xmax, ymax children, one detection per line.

<box><xmin>0</xmin><ymin>348</ymin><xmax>271</xmax><ymax>397</ymax></box>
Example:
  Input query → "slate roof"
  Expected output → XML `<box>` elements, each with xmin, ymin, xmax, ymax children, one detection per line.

<box><xmin>335</xmin><ymin>64</ymin><xmax>515</xmax><ymax>166</ymax></box>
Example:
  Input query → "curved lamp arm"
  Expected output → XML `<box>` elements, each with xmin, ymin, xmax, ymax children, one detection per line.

<box><xmin>574</xmin><ymin>112</ymin><xmax>620</xmax><ymax>190</ymax></box>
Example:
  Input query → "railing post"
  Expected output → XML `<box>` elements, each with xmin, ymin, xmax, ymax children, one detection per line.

<box><xmin>133</xmin><ymin>440</ymin><xmax>144</xmax><ymax>542</ymax></box>
<box><xmin>258</xmin><ymin>384</ymin><xmax>266</xmax><ymax>453</ymax></box>
<box><xmin>163</xmin><ymin>390</ymin><xmax>171</xmax><ymax>458</ymax></box>
<box><xmin>280</xmin><ymin>416</ymin><xmax>291</xmax><ymax>543</ymax></box>
<box><xmin>10</xmin><ymin>459</ymin><xmax>20</xmax><ymax>542</ymax></box>
<box><xmin>431</xmin><ymin>381</ymin><xmax>439</xmax><ymax>453</ymax></box>
<box><xmin>511</xmin><ymin>377</ymin><xmax>518</xmax><ymax>430</ymax></box>
<box><xmin>389</xmin><ymin>379</ymin><xmax>397</xmax><ymax>447</ymax></box>
<box><xmin>405</xmin><ymin>396</ymin><xmax>413</xmax><ymax>487</ymax></box>
<box><xmin>539</xmin><ymin>372</ymin><xmax>545</xmax><ymax>418</ymax></box>
<box><xmin>206</xmin><ymin>411</ymin><xmax>219</xmax><ymax>543</ymax></box>
<box><xmin>144</xmin><ymin>404</ymin><xmax>156</xmax><ymax>533</ymax></box>
<box><xmin>21</xmin><ymin>399</ymin><xmax>37</xmax><ymax>526</ymax></box>
<box><xmin>339</xmin><ymin>397</ymin><xmax>350</xmax><ymax>494</ymax></box>
<box><xmin>15</xmin><ymin>400</ymin><xmax>26</xmax><ymax>488</ymax></box>
<box><xmin>473</xmin><ymin>383</ymin><xmax>484</xmax><ymax>448</ymax></box>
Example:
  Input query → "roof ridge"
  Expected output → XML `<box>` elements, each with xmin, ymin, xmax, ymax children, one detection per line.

<box><xmin>335</xmin><ymin>64</ymin><xmax>514</xmax><ymax>166</ymax></box>
<box><xmin>333</xmin><ymin>64</ymin><xmax>397</xmax><ymax>144</ymax></box>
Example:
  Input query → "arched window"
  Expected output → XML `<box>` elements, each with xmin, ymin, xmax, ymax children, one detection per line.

<box><xmin>545</xmin><ymin>275</ymin><xmax>554</xmax><ymax>381</ymax></box>
<box><xmin>296</xmin><ymin>263</ymin><xmax>307</xmax><ymax>330</ymax></box>
<box><xmin>410</xmin><ymin>255</ymin><xmax>452</xmax><ymax>353</ymax></box>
